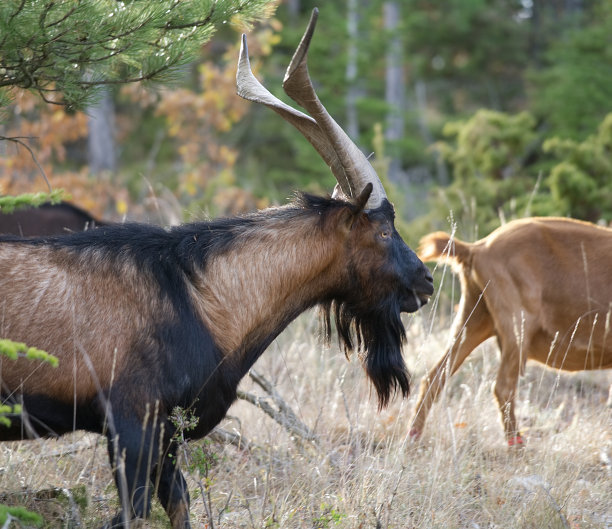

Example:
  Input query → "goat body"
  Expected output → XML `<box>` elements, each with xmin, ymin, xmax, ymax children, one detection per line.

<box><xmin>411</xmin><ymin>217</ymin><xmax>612</xmax><ymax>446</ymax></box>
<box><xmin>0</xmin><ymin>193</ymin><xmax>432</xmax><ymax>528</ymax></box>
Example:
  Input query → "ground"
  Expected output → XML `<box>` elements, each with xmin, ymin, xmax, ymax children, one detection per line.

<box><xmin>1</xmin><ymin>309</ymin><xmax>611</xmax><ymax>529</ymax></box>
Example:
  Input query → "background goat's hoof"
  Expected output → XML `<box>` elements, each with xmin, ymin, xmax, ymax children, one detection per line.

<box><xmin>408</xmin><ymin>428</ymin><xmax>422</xmax><ymax>441</ymax></box>
<box><xmin>507</xmin><ymin>435</ymin><xmax>525</xmax><ymax>448</ymax></box>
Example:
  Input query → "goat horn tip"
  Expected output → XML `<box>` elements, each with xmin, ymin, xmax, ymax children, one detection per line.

<box><xmin>284</xmin><ymin>7</ymin><xmax>319</xmax><ymax>82</ymax></box>
<box><xmin>236</xmin><ymin>35</ymin><xmax>253</xmax><ymax>97</ymax></box>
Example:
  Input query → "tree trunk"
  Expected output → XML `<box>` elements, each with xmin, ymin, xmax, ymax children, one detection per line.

<box><xmin>286</xmin><ymin>0</ymin><xmax>300</xmax><ymax>25</ymax></box>
<box><xmin>345</xmin><ymin>0</ymin><xmax>361</xmax><ymax>141</ymax></box>
<box><xmin>87</xmin><ymin>88</ymin><xmax>116</xmax><ymax>173</ymax></box>
<box><xmin>383</xmin><ymin>1</ymin><xmax>404</xmax><ymax>182</ymax></box>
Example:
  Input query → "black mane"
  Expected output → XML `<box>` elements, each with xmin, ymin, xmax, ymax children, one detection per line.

<box><xmin>0</xmin><ymin>192</ymin><xmax>347</xmax><ymax>274</ymax></box>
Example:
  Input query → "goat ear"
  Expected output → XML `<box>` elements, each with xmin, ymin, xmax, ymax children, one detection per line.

<box><xmin>338</xmin><ymin>183</ymin><xmax>373</xmax><ymax>233</ymax></box>
<box><xmin>354</xmin><ymin>183</ymin><xmax>373</xmax><ymax>213</ymax></box>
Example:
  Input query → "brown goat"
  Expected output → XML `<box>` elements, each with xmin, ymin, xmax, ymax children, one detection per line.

<box><xmin>0</xmin><ymin>11</ymin><xmax>433</xmax><ymax>529</ymax></box>
<box><xmin>411</xmin><ymin>217</ymin><xmax>612</xmax><ymax>446</ymax></box>
<box><xmin>0</xmin><ymin>202</ymin><xmax>105</xmax><ymax>236</ymax></box>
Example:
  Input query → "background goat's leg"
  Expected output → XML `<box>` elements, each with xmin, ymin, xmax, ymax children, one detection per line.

<box><xmin>493</xmin><ymin>340</ymin><xmax>523</xmax><ymax>446</ymax></box>
<box><xmin>410</xmin><ymin>290</ymin><xmax>493</xmax><ymax>438</ymax></box>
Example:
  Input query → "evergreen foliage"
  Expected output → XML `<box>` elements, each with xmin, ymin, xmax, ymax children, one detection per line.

<box><xmin>544</xmin><ymin>113</ymin><xmax>612</xmax><ymax>222</ymax></box>
<box><xmin>0</xmin><ymin>339</ymin><xmax>58</xmax><ymax>427</ymax></box>
<box><xmin>402</xmin><ymin>0</ymin><xmax>529</xmax><ymax>112</ymax></box>
<box><xmin>435</xmin><ymin>110</ymin><xmax>536</xmax><ymax>182</ymax></box>
<box><xmin>413</xmin><ymin>109</ymin><xmax>612</xmax><ymax>239</ymax></box>
<box><xmin>2</xmin><ymin>0</ymin><xmax>612</xmax><ymax>237</ymax></box>
<box><xmin>231</xmin><ymin>1</ymin><xmax>612</xmax><ymax>238</ymax></box>
<box><xmin>528</xmin><ymin>3</ymin><xmax>612</xmax><ymax>140</ymax></box>
<box><xmin>0</xmin><ymin>341</ymin><xmax>58</xmax><ymax>523</ymax></box>
<box><xmin>0</xmin><ymin>504</ymin><xmax>43</xmax><ymax>527</ymax></box>
<box><xmin>418</xmin><ymin>110</ymin><xmax>545</xmax><ymax>237</ymax></box>
<box><xmin>0</xmin><ymin>0</ymin><xmax>276</xmax><ymax>111</ymax></box>
<box><xmin>0</xmin><ymin>189</ymin><xmax>65</xmax><ymax>213</ymax></box>
<box><xmin>0</xmin><ymin>339</ymin><xmax>59</xmax><ymax>367</ymax></box>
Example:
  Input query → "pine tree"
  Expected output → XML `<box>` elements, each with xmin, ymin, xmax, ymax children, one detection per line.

<box><xmin>0</xmin><ymin>0</ymin><xmax>276</xmax><ymax>203</ymax></box>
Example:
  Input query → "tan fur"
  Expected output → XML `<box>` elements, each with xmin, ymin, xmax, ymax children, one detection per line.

<box><xmin>191</xmin><ymin>210</ymin><xmax>351</xmax><ymax>360</ymax></box>
<box><xmin>418</xmin><ymin>230</ymin><xmax>471</xmax><ymax>267</ymax></box>
<box><xmin>0</xmin><ymin>244</ymin><xmax>164</xmax><ymax>402</ymax></box>
<box><xmin>411</xmin><ymin>217</ymin><xmax>612</xmax><ymax>443</ymax></box>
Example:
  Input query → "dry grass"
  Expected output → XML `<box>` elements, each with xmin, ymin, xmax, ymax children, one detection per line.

<box><xmin>1</xmin><ymin>306</ymin><xmax>611</xmax><ymax>528</ymax></box>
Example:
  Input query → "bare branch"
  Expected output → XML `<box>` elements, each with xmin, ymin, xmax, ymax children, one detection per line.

<box><xmin>77</xmin><ymin>56</ymin><xmax>184</xmax><ymax>86</ymax></box>
<box><xmin>162</xmin><ymin>9</ymin><xmax>214</xmax><ymax>31</ymax></box>
<box><xmin>0</xmin><ymin>135</ymin><xmax>51</xmax><ymax>192</ymax></box>
<box><xmin>208</xmin><ymin>427</ymin><xmax>253</xmax><ymax>451</ymax></box>
<box><xmin>8</xmin><ymin>0</ymin><xmax>26</xmax><ymax>26</ymax></box>
<box><xmin>236</xmin><ymin>370</ymin><xmax>318</xmax><ymax>446</ymax></box>
<box><xmin>45</xmin><ymin>5</ymin><xmax>78</xmax><ymax>29</ymax></box>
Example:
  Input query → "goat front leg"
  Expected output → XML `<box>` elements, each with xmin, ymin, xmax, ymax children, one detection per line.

<box><xmin>409</xmin><ymin>293</ymin><xmax>493</xmax><ymax>439</ymax></box>
<box><xmin>156</xmin><ymin>440</ymin><xmax>192</xmax><ymax>529</ymax></box>
<box><xmin>103</xmin><ymin>413</ymin><xmax>161</xmax><ymax>528</ymax></box>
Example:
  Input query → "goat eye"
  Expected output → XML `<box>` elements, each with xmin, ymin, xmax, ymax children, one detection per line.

<box><xmin>380</xmin><ymin>229</ymin><xmax>391</xmax><ymax>240</ymax></box>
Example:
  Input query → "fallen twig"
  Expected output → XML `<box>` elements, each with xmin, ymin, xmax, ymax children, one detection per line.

<box><xmin>208</xmin><ymin>427</ymin><xmax>253</xmax><ymax>451</ymax></box>
<box><xmin>236</xmin><ymin>369</ymin><xmax>318</xmax><ymax>446</ymax></box>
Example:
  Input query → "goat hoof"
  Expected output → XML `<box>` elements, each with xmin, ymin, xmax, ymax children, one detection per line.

<box><xmin>408</xmin><ymin>428</ymin><xmax>422</xmax><ymax>441</ymax></box>
<box><xmin>507</xmin><ymin>435</ymin><xmax>525</xmax><ymax>448</ymax></box>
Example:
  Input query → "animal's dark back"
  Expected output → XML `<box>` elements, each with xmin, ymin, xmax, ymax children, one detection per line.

<box><xmin>0</xmin><ymin>220</ymin><xmax>231</xmax><ymax>438</ymax></box>
<box><xmin>0</xmin><ymin>202</ymin><xmax>104</xmax><ymax>236</ymax></box>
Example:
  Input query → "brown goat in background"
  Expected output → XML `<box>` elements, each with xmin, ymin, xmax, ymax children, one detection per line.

<box><xmin>411</xmin><ymin>217</ymin><xmax>612</xmax><ymax>446</ymax></box>
<box><xmin>0</xmin><ymin>202</ymin><xmax>105</xmax><ymax>236</ymax></box>
<box><xmin>0</xmin><ymin>11</ymin><xmax>432</xmax><ymax>529</ymax></box>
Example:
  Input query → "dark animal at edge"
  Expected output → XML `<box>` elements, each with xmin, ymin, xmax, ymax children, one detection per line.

<box><xmin>0</xmin><ymin>202</ymin><xmax>105</xmax><ymax>236</ymax></box>
<box><xmin>0</xmin><ymin>11</ymin><xmax>433</xmax><ymax>529</ymax></box>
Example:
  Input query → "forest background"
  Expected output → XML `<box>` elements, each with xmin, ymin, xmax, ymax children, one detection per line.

<box><xmin>1</xmin><ymin>2</ymin><xmax>611</xmax><ymax>527</ymax></box>
<box><xmin>2</xmin><ymin>0</ymin><xmax>612</xmax><ymax>245</ymax></box>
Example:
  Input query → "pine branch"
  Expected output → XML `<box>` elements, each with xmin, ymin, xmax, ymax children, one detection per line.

<box><xmin>0</xmin><ymin>0</ymin><xmax>277</xmax><ymax>110</ymax></box>
<box><xmin>0</xmin><ymin>190</ymin><xmax>66</xmax><ymax>213</ymax></box>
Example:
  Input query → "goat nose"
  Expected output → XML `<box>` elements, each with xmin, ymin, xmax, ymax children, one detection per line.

<box><xmin>421</xmin><ymin>266</ymin><xmax>434</xmax><ymax>295</ymax></box>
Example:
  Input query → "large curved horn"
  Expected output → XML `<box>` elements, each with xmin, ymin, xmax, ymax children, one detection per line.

<box><xmin>236</xmin><ymin>8</ymin><xmax>387</xmax><ymax>210</ymax></box>
<box><xmin>237</xmin><ymin>34</ymin><xmax>354</xmax><ymax>188</ymax></box>
<box><xmin>282</xmin><ymin>8</ymin><xmax>386</xmax><ymax>209</ymax></box>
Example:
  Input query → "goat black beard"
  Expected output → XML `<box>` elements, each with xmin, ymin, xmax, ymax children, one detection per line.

<box><xmin>320</xmin><ymin>297</ymin><xmax>410</xmax><ymax>409</ymax></box>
